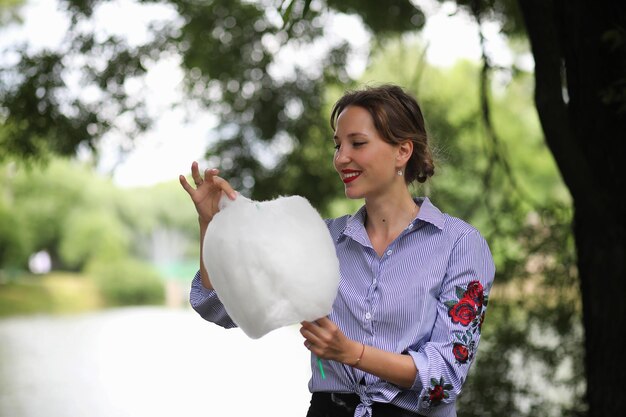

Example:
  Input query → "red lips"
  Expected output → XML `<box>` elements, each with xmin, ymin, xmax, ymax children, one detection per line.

<box><xmin>341</xmin><ymin>169</ymin><xmax>361</xmax><ymax>184</ymax></box>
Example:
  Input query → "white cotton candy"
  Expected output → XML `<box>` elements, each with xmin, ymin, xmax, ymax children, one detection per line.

<box><xmin>202</xmin><ymin>193</ymin><xmax>340</xmax><ymax>339</ymax></box>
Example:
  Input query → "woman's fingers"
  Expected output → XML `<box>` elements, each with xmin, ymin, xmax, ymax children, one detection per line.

<box><xmin>200</xmin><ymin>168</ymin><xmax>236</xmax><ymax>200</ymax></box>
<box><xmin>301</xmin><ymin>322</ymin><xmax>321</xmax><ymax>338</ymax></box>
<box><xmin>180</xmin><ymin>161</ymin><xmax>239</xmax><ymax>219</ymax></box>
<box><xmin>314</xmin><ymin>317</ymin><xmax>333</xmax><ymax>328</ymax></box>
<box><xmin>300</xmin><ymin>321</ymin><xmax>351</xmax><ymax>361</ymax></box>
<box><xmin>211</xmin><ymin>175</ymin><xmax>237</xmax><ymax>200</ymax></box>
<box><xmin>185</xmin><ymin>161</ymin><xmax>213</xmax><ymax>190</ymax></box>
<box><xmin>201</xmin><ymin>168</ymin><xmax>218</xmax><ymax>189</ymax></box>
<box><xmin>302</xmin><ymin>318</ymin><xmax>334</xmax><ymax>335</ymax></box>
<box><xmin>191</xmin><ymin>161</ymin><xmax>204</xmax><ymax>186</ymax></box>
<box><xmin>203</xmin><ymin>167</ymin><xmax>219</xmax><ymax>182</ymax></box>
<box><xmin>190</xmin><ymin>165</ymin><xmax>236</xmax><ymax>200</ymax></box>
<box><xmin>179</xmin><ymin>174</ymin><xmax>196</xmax><ymax>196</ymax></box>
<box><xmin>184</xmin><ymin>163</ymin><xmax>235</xmax><ymax>196</ymax></box>
<box><xmin>300</xmin><ymin>326</ymin><xmax>324</xmax><ymax>350</ymax></box>
<box><xmin>300</xmin><ymin>321</ymin><xmax>328</xmax><ymax>344</ymax></box>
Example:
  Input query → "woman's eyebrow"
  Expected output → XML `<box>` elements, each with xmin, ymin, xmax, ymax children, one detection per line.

<box><xmin>333</xmin><ymin>132</ymin><xmax>369</xmax><ymax>140</ymax></box>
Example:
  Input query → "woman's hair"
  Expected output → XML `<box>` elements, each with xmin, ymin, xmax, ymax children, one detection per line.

<box><xmin>330</xmin><ymin>84</ymin><xmax>435</xmax><ymax>184</ymax></box>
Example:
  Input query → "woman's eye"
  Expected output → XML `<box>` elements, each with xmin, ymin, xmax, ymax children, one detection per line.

<box><xmin>353</xmin><ymin>142</ymin><xmax>365</xmax><ymax>147</ymax></box>
<box><xmin>333</xmin><ymin>144</ymin><xmax>340</xmax><ymax>150</ymax></box>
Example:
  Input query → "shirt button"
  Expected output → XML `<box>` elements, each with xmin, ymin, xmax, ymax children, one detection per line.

<box><xmin>365</xmin><ymin>312</ymin><xmax>371</xmax><ymax>320</ymax></box>
<box><xmin>386</xmin><ymin>250</ymin><xmax>392</xmax><ymax>256</ymax></box>
<box><xmin>408</xmin><ymin>223</ymin><xmax>414</xmax><ymax>229</ymax></box>
<box><xmin>373</xmin><ymin>279</ymin><xmax>377</xmax><ymax>284</ymax></box>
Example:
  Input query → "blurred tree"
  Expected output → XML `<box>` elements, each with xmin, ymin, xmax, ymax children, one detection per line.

<box><xmin>0</xmin><ymin>198</ymin><xmax>30</xmax><ymax>270</ymax></box>
<box><xmin>87</xmin><ymin>258</ymin><xmax>165</xmax><ymax>306</ymax></box>
<box><xmin>6</xmin><ymin>159</ymin><xmax>94</xmax><ymax>269</ymax></box>
<box><xmin>59</xmin><ymin>208</ymin><xmax>131</xmax><ymax>269</ymax></box>
<box><xmin>513</xmin><ymin>3</ymin><xmax>626</xmax><ymax>416</ymax></box>
<box><xmin>0</xmin><ymin>0</ymin><xmax>425</xmax><ymax>208</ymax></box>
<box><xmin>1</xmin><ymin>0</ymin><xmax>624</xmax><ymax>415</ymax></box>
<box><xmin>0</xmin><ymin>158</ymin><xmax>199</xmax><ymax>272</ymax></box>
<box><xmin>0</xmin><ymin>0</ymin><xmax>23</xmax><ymax>25</ymax></box>
<box><xmin>455</xmin><ymin>2</ymin><xmax>625</xmax><ymax>415</ymax></box>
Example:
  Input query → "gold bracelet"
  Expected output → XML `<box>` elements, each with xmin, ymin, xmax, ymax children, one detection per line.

<box><xmin>352</xmin><ymin>343</ymin><xmax>366</xmax><ymax>367</ymax></box>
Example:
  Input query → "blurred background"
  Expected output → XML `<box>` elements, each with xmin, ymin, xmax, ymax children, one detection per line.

<box><xmin>2</xmin><ymin>0</ymin><xmax>622</xmax><ymax>416</ymax></box>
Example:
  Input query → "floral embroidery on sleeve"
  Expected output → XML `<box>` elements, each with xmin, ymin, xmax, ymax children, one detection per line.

<box><xmin>444</xmin><ymin>280</ymin><xmax>489</xmax><ymax>366</ymax></box>
<box><xmin>452</xmin><ymin>336</ymin><xmax>473</xmax><ymax>364</ymax></box>
<box><xmin>421</xmin><ymin>377</ymin><xmax>453</xmax><ymax>407</ymax></box>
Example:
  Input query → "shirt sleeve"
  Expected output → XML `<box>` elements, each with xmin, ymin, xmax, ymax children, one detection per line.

<box><xmin>189</xmin><ymin>270</ymin><xmax>237</xmax><ymax>329</ymax></box>
<box><xmin>407</xmin><ymin>229</ymin><xmax>495</xmax><ymax>409</ymax></box>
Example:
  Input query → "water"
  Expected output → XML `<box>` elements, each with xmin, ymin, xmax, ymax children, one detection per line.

<box><xmin>0</xmin><ymin>307</ymin><xmax>312</xmax><ymax>417</ymax></box>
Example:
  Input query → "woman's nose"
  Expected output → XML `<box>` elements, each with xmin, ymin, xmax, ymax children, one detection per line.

<box><xmin>335</xmin><ymin>146</ymin><xmax>351</xmax><ymax>163</ymax></box>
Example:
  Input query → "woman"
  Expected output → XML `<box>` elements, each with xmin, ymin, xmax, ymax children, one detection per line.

<box><xmin>180</xmin><ymin>84</ymin><xmax>495</xmax><ymax>417</ymax></box>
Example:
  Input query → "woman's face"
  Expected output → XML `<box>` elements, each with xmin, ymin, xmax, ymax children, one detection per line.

<box><xmin>333</xmin><ymin>105</ymin><xmax>401</xmax><ymax>200</ymax></box>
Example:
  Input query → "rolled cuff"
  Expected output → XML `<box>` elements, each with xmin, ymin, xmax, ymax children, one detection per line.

<box><xmin>407</xmin><ymin>349</ymin><xmax>426</xmax><ymax>393</ymax></box>
<box><xmin>189</xmin><ymin>270</ymin><xmax>237</xmax><ymax>328</ymax></box>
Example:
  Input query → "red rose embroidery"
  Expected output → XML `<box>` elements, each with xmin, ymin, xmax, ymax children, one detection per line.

<box><xmin>464</xmin><ymin>281</ymin><xmax>484</xmax><ymax>307</ymax></box>
<box><xmin>422</xmin><ymin>377</ymin><xmax>452</xmax><ymax>407</ymax></box>
<box><xmin>452</xmin><ymin>343</ymin><xmax>469</xmax><ymax>363</ymax></box>
<box><xmin>446</xmin><ymin>281</ymin><xmax>490</xmax><ymax>369</ymax></box>
<box><xmin>429</xmin><ymin>384</ymin><xmax>445</xmax><ymax>403</ymax></box>
<box><xmin>448</xmin><ymin>297</ymin><xmax>477</xmax><ymax>326</ymax></box>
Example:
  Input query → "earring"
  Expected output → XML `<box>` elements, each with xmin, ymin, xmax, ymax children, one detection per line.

<box><xmin>397</xmin><ymin>170</ymin><xmax>403</xmax><ymax>176</ymax></box>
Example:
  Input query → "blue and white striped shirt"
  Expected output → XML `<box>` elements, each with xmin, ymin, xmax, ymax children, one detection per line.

<box><xmin>190</xmin><ymin>197</ymin><xmax>495</xmax><ymax>417</ymax></box>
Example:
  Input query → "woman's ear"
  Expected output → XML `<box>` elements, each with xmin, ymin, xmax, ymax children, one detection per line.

<box><xmin>396</xmin><ymin>140</ymin><xmax>413</xmax><ymax>166</ymax></box>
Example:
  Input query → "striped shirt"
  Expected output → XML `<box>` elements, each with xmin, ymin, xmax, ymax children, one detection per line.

<box><xmin>190</xmin><ymin>197</ymin><xmax>495</xmax><ymax>417</ymax></box>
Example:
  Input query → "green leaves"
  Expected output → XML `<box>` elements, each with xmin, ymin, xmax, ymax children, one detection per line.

<box><xmin>326</xmin><ymin>0</ymin><xmax>425</xmax><ymax>34</ymax></box>
<box><xmin>1</xmin><ymin>0</ymin><xmax>427</xmax><ymax>204</ymax></box>
<box><xmin>456</xmin><ymin>285</ymin><xmax>466</xmax><ymax>300</ymax></box>
<box><xmin>0</xmin><ymin>32</ymin><xmax>154</xmax><ymax>162</ymax></box>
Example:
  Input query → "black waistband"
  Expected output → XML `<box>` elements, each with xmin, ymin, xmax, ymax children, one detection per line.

<box><xmin>311</xmin><ymin>392</ymin><xmax>425</xmax><ymax>417</ymax></box>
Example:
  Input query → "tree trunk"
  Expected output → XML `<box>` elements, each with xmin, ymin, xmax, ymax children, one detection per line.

<box><xmin>518</xmin><ymin>0</ymin><xmax>626</xmax><ymax>415</ymax></box>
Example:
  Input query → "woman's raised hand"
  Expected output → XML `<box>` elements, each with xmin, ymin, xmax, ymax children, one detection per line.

<box><xmin>179</xmin><ymin>161</ymin><xmax>237</xmax><ymax>224</ymax></box>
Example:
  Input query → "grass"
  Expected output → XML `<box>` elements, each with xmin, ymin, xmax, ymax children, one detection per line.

<box><xmin>0</xmin><ymin>272</ymin><xmax>103</xmax><ymax>317</ymax></box>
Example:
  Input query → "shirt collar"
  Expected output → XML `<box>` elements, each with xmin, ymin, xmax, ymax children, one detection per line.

<box><xmin>341</xmin><ymin>204</ymin><xmax>370</xmax><ymax>247</ymax></box>
<box><xmin>340</xmin><ymin>196</ymin><xmax>445</xmax><ymax>243</ymax></box>
<box><xmin>414</xmin><ymin>197</ymin><xmax>445</xmax><ymax>230</ymax></box>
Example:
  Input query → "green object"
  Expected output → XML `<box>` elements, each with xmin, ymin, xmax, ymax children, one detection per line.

<box><xmin>317</xmin><ymin>358</ymin><xmax>326</xmax><ymax>379</ymax></box>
